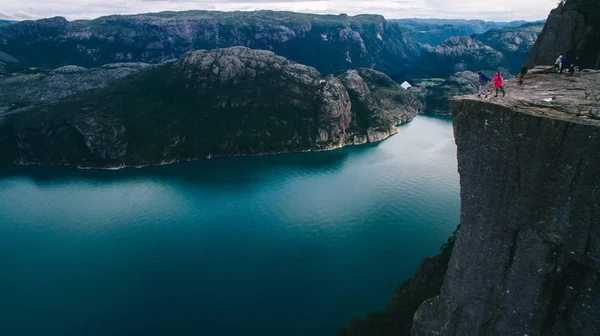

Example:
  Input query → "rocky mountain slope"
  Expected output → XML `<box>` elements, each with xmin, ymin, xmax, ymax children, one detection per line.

<box><xmin>0</xmin><ymin>47</ymin><xmax>420</xmax><ymax>168</ymax></box>
<box><xmin>392</xmin><ymin>19</ymin><xmax>543</xmax><ymax>52</ymax></box>
<box><xmin>527</xmin><ymin>0</ymin><xmax>600</xmax><ymax>69</ymax></box>
<box><xmin>413</xmin><ymin>24</ymin><xmax>542</xmax><ymax>79</ymax></box>
<box><xmin>413</xmin><ymin>70</ymin><xmax>600</xmax><ymax>336</ymax></box>
<box><xmin>0</xmin><ymin>11</ymin><xmax>416</xmax><ymax>78</ymax></box>
<box><xmin>0</xmin><ymin>63</ymin><xmax>151</xmax><ymax>115</ymax></box>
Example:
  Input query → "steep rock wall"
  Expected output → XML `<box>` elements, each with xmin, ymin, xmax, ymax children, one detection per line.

<box><xmin>527</xmin><ymin>3</ymin><xmax>600</xmax><ymax>69</ymax></box>
<box><xmin>412</xmin><ymin>72</ymin><xmax>600</xmax><ymax>336</ymax></box>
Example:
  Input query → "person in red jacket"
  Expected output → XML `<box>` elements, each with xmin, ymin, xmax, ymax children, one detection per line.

<box><xmin>492</xmin><ymin>71</ymin><xmax>505</xmax><ymax>97</ymax></box>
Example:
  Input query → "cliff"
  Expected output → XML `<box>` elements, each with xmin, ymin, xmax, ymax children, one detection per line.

<box><xmin>527</xmin><ymin>0</ymin><xmax>600</xmax><ymax>69</ymax></box>
<box><xmin>0</xmin><ymin>47</ymin><xmax>421</xmax><ymax>168</ymax></box>
<box><xmin>0</xmin><ymin>11</ymin><xmax>416</xmax><ymax>77</ymax></box>
<box><xmin>412</xmin><ymin>71</ymin><xmax>600</xmax><ymax>335</ymax></box>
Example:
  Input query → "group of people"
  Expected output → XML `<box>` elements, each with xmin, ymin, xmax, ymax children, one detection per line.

<box><xmin>477</xmin><ymin>71</ymin><xmax>506</xmax><ymax>98</ymax></box>
<box><xmin>554</xmin><ymin>55</ymin><xmax>581</xmax><ymax>74</ymax></box>
<box><xmin>474</xmin><ymin>53</ymin><xmax>583</xmax><ymax>99</ymax></box>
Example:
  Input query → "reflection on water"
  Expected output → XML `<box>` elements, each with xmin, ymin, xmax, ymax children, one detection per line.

<box><xmin>0</xmin><ymin>115</ymin><xmax>458</xmax><ymax>336</ymax></box>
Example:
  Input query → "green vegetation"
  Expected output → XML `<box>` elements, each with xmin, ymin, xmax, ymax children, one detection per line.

<box><xmin>414</xmin><ymin>78</ymin><xmax>445</xmax><ymax>87</ymax></box>
<box><xmin>337</xmin><ymin>226</ymin><xmax>460</xmax><ymax>336</ymax></box>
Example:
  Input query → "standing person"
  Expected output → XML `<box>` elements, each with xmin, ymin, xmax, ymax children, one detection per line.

<box><xmin>555</xmin><ymin>55</ymin><xmax>563</xmax><ymax>72</ymax></box>
<box><xmin>561</xmin><ymin>56</ymin><xmax>568</xmax><ymax>73</ymax></box>
<box><xmin>517</xmin><ymin>65</ymin><xmax>528</xmax><ymax>84</ymax></box>
<box><xmin>477</xmin><ymin>72</ymin><xmax>491</xmax><ymax>98</ymax></box>
<box><xmin>573</xmin><ymin>56</ymin><xmax>581</xmax><ymax>74</ymax></box>
<box><xmin>492</xmin><ymin>71</ymin><xmax>505</xmax><ymax>97</ymax></box>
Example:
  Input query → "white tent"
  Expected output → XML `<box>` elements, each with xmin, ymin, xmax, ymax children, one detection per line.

<box><xmin>400</xmin><ymin>81</ymin><xmax>412</xmax><ymax>90</ymax></box>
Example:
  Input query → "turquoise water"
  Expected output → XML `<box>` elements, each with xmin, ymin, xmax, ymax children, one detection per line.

<box><xmin>0</xmin><ymin>116</ymin><xmax>459</xmax><ymax>336</ymax></box>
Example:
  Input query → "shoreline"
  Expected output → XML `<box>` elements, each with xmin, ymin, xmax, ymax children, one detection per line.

<box><xmin>1</xmin><ymin>119</ymin><xmax>415</xmax><ymax>171</ymax></box>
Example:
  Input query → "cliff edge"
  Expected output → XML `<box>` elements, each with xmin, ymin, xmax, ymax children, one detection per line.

<box><xmin>412</xmin><ymin>71</ymin><xmax>600</xmax><ymax>335</ymax></box>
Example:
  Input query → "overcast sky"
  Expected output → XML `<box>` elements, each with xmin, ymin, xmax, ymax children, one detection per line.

<box><xmin>0</xmin><ymin>0</ymin><xmax>558</xmax><ymax>22</ymax></box>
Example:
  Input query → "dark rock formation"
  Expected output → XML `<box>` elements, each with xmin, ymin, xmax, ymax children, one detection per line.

<box><xmin>424</xmin><ymin>71</ymin><xmax>478</xmax><ymax>115</ymax></box>
<box><xmin>0</xmin><ymin>47</ymin><xmax>421</xmax><ymax>168</ymax></box>
<box><xmin>0</xmin><ymin>11</ymin><xmax>416</xmax><ymax>77</ymax></box>
<box><xmin>527</xmin><ymin>0</ymin><xmax>600</xmax><ymax>69</ymax></box>
<box><xmin>412</xmin><ymin>71</ymin><xmax>600</xmax><ymax>336</ymax></box>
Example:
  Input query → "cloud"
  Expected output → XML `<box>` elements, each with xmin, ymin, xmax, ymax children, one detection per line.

<box><xmin>0</xmin><ymin>0</ymin><xmax>557</xmax><ymax>21</ymax></box>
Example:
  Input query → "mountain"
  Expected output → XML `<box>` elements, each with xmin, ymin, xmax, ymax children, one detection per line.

<box><xmin>475</xmin><ymin>25</ymin><xmax>543</xmax><ymax>69</ymax></box>
<box><xmin>411</xmin><ymin>24</ymin><xmax>543</xmax><ymax>79</ymax></box>
<box><xmin>0</xmin><ymin>11</ymin><xmax>417</xmax><ymax>78</ymax></box>
<box><xmin>391</xmin><ymin>19</ymin><xmax>544</xmax><ymax>51</ymax></box>
<box><xmin>0</xmin><ymin>20</ymin><xmax>15</xmax><ymax>26</ymax></box>
<box><xmin>0</xmin><ymin>47</ymin><xmax>421</xmax><ymax>168</ymax></box>
<box><xmin>527</xmin><ymin>0</ymin><xmax>600</xmax><ymax>69</ymax></box>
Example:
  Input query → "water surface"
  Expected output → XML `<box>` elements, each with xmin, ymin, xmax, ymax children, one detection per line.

<box><xmin>0</xmin><ymin>115</ymin><xmax>460</xmax><ymax>336</ymax></box>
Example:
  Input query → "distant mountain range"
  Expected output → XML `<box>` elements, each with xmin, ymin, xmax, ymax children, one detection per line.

<box><xmin>391</xmin><ymin>19</ymin><xmax>545</xmax><ymax>50</ymax></box>
<box><xmin>0</xmin><ymin>13</ymin><xmax>545</xmax><ymax>81</ymax></box>
<box><xmin>0</xmin><ymin>11</ymin><xmax>417</xmax><ymax>79</ymax></box>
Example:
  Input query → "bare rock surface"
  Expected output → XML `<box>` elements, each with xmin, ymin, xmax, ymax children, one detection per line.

<box><xmin>0</xmin><ymin>62</ymin><xmax>151</xmax><ymax>115</ymax></box>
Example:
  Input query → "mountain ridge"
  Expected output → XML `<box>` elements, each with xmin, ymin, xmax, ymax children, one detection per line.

<box><xmin>0</xmin><ymin>47</ymin><xmax>421</xmax><ymax>168</ymax></box>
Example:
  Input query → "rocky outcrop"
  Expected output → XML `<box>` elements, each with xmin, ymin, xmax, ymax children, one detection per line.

<box><xmin>527</xmin><ymin>1</ymin><xmax>600</xmax><ymax>69</ymax></box>
<box><xmin>412</xmin><ymin>71</ymin><xmax>600</xmax><ymax>336</ymax></box>
<box><xmin>0</xmin><ymin>62</ymin><xmax>151</xmax><ymax>115</ymax></box>
<box><xmin>424</xmin><ymin>71</ymin><xmax>478</xmax><ymax>115</ymax></box>
<box><xmin>340</xmin><ymin>68</ymin><xmax>422</xmax><ymax>143</ymax></box>
<box><xmin>0</xmin><ymin>11</ymin><xmax>417</xmax><ymax>77</ymax></box>
<box><xmin>0</xmin><ymin>47</ymin><xmax>420</xmax><ymax>168</ymax></box>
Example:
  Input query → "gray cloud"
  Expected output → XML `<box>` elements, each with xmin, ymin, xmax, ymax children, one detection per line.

<box><xmin>0</xmin><ymin>0</ymin><xmax>557</xmax><ymax>21</ymax></box>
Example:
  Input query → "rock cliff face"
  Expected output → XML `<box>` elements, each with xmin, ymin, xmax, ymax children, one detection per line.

<box><xmin>0</xmin><ymin>11</ymin><xmax>416</xmax><ymax>77</ymax></box>
<box><xmin>0</xmin><ymin>47</ymin><xmax>421</xmax><ymax>168</ymax></box>
<box><xmin>412</xmin><ymin>71</ymin><xmax>600</xmax><ymax>335</ymax></box>
<box><xmin>527</xmin><ymin>0</ymin><xmax>600</xmax><ymax>69</ymax></box>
